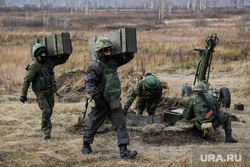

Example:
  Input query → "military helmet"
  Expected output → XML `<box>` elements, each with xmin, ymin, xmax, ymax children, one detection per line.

<box><xmin>32</xmin><ymin>43</ymin><xmax>47</xmax><ymax>58</ymax></box>
<box><xmin>144</xmin><ymin>75</ymin><xmax>159</xmax><ymax>89</ymax></box>
<box><xmin>32</xmin><ymin>43</ymin><xmax>48</xmax><ymax>62</ymax></box>
<box><xmin>95</xmin><ymin>37</ymin><xmax>112</xmax><ymax>52</ymax></box>
<box><xmin>192</xmin><ymin>81</ymin><xmax>207</xmax><ymax>92</ymax></box>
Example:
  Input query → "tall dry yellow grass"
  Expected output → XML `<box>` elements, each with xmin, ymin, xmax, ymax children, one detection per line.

<box><xmin>0</xmin><ymin>9</ymin><xmax>249</xmax><ymax>97</ymax></box>
<box><xmin>0</xmin><ymin>8</ymin><xmax>250</xmax><ymax>167</ymax></box>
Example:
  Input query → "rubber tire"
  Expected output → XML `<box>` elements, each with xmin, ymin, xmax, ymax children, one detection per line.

<box><xmin>219</xmin><ymin>87</ymin><xmax>231</xmax><ymax>108</ymax></box>
<box><xmin>180</xmin><ymin>85</ymin><xmax>193</xmax><ymax>97</ymax></box>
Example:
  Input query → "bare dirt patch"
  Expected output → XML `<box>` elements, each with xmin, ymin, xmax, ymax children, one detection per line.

<box><xmin>56</xmin><ymin>70</ymin><xmax>86</xmax><ymax>102</ymax></box>
<box><xmin>56</xmin><ymin>69</ymin><xmax>248</xmax><ymax>146</ymax></box>
<box><xmin>0</xmin><ymin>70</ymin><xmax>249</xmax><ymax>167</ymax></box>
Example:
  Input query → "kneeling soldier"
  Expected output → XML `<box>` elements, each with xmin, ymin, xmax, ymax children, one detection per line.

<box><xmin>123</xmin><ymin>74</ymin><xmax>162</xmax><ymax>116</ymax></box>
<box><xmin>183</xmin><ymin>82</ymin><xmax>237</xmax><ymax>143</ymax></box>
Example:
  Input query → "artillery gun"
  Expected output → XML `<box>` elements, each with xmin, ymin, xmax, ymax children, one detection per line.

<box><xmin>180</xmin><ymin>33</ymin><xmax>231</xmax><ymax>108</ymax></box>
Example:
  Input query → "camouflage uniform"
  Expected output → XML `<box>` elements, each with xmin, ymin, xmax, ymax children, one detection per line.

<box><xmin>123</xmin><ymin>76</ymin><xmax>162</xmax><ymax>115</ymax></box>
<box><xmin>183</xmin><ymin>81</ymin><xmax>237</xmax><ymax>143</ymax></box>
<box><xmin>21</xmin><ymin>44</ymin><xmax>69</xmax><ymax>137</ymax></box>
<box><xmin>183</xmin><ymin>92</ymin><xmax>231</xmax><ymax>131</ymax></box>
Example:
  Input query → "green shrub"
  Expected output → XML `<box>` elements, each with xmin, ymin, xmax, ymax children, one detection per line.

<box><xmin>182</xmin><ymin>61</ymin><xmax>197</xmax><ymax>69</ymax></box>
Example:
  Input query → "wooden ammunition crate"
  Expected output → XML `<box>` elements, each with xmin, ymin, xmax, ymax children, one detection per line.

<box><xmin>88</xmin><ymin>27</ymin><xmax>137</xmax><ymax>60</ymax></box>
<box><xmin>29</xmin><ymin>32</ymin><xmax>72</xmax><ymax>60</ymax></box>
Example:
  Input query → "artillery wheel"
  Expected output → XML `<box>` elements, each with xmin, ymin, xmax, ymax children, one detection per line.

<box><xmin>180</xmin><ymin>85</ymin><xmax>193</xmax><ymax>97</ymax></box>
<box><xmin>219</xmin><ymin>87</ymin><xmax>231</xmax><ymax>108</ymax></box>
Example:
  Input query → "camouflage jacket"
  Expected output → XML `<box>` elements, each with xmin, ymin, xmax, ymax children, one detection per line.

<box><xmin>123</xmin><ymin>79</ymin><xmax>162</xmax><ymax>110</ymax></box>
<box><xmin>84</xmin><ymin>52</ymin><xmax>134</xmax><ymax>99</ymax></box>
<box><xmin>21</xmin><ymin>55</ymin><xmax>69</xmax><ymax>96</ymax></box>
<box><xmin>183</xmin><ymin>91</ymin><xmax>221</xmax><ymax>128</ymax></box>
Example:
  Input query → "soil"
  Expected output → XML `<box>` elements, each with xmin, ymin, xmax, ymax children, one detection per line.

<box><xmin>56</xmin><ymin>70</ymin><xmax>86</xmax><ymax>103</ymax></box>
<box><xmin>1</xmin><ymin>69</ymin><xmax>249</xmax><ymax>166</ymax></box>
<box><xmin>57</xmin><ymin>69</ymin><xmax>247</xmax><ymax>147</ymax></box>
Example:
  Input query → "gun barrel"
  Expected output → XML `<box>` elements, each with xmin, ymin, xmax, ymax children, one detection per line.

<box><xmin>194</xmin><ymin>48</ymin><xmax>205</xmax><ymax>52</ymax></box>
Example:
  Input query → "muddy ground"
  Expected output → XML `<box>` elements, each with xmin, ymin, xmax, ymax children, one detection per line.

<box><xmin>0</xmin><ymin>70</ymin><xmax>249</xmax><ymax>166</ymax></box>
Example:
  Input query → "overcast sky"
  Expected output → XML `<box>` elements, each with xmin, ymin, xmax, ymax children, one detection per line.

<box><xmin>3</xmin><ymin>0</ymin><xmax>250</xmax><ymax>8</ymax></box>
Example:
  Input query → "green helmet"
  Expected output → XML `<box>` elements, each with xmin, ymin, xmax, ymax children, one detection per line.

<box><xmin>95</xmin><ymin>37</ymin><xmax>112</xmax><ymax>52</ymax></box>
<box><xmin>144</xmin><ymin>75</ymin><xmax>159</xmax><ymax>89</ymax></box>
<box><xmin>32</xmin><ymin>43</ymin><xmax>48</xmax><ymax>62</ymax></box>
<box><xmin>32</xmin><ymin>43</ymin><xmax>47</xmax><ymax>57</ymax></box>
<box><xmin>192</xmin><ymin>81</ymin><xmax>207</xmax><ymax>92</ymax></box>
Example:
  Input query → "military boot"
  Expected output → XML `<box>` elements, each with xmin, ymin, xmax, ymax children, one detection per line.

<box><xmin>119</xmin><ymin>144</ymin><xmax>138</xmax><ymax>159</ymax></box>
<box><xmin>44</xmin><ymin>133</ymin><xmax>51</xmax><ymax>139</ymax></box>
<box><xmin>225</xmin><ymin>129</ymin><xmax>238</xmax><ymax>143</ymax></box>
<box><xmin>197</xmin><ymin>130</ymin><xmax>207</xmax><ymax>139</ymax></box>
<box><xmin>81</xmin><ymin>142</ymin><xmax>92</xmax><ymax>154</ymax></box>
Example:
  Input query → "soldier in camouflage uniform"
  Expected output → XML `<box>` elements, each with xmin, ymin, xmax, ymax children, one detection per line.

<box><xmin>81</xmin><ymin>37</ymin><xmax>138</xmax><ymax>159</ymax></box>
<box><xmin>20</xmin><ymin>43</ymin><xmax>69</xmax><ymax>139</ymax></box>
<box><xmin>183</xmin><ymin>82</ymin><xmax>237</xmax><ymax>143</ymax></box>
<box><xmin>123</xmin><ymin>75</ymin><xmax>162</xmax><ymax>116</ymax></box>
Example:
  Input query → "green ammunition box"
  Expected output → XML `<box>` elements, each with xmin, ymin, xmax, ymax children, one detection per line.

<box><xmin>88</xmin><ymin>27</ymin><xmax>137</xmax><ymax>60</ymax></box>
<box><xmin>164</xmin><ymin>109</ymin><xmax>183</xmax><ymax>124</ymax></box>
<box><xmin>29</xmin><ymin>32</ymin><xmax>72</xmax><ymax>60</ymax></box>
<box><xmin>234</xmin><ymin>103</ymin><xmax>244</xmax><ymax>111</ymax></box>
<box><xmin>126</xmin><ymin>113</ymin><xmax>162</xmax><ymax>127</ymax></box>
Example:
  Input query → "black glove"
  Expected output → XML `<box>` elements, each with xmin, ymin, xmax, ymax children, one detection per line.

<box><xmin>148</xmin><ymin>108</ymin><xmax>155</xmax><ymax>116</ymax></box>
<box><xmin>20</xmin><ymin>96</ymin><xmax>27</xmax><ymax>103</ymax></box>
<box><xmin>94</xmin><ymin>98</ymin><xmax>105</xmax><ymax>110</ymax></box>
<box><xmin>123</xmin><ymin>108</ymin><xmax>128</xmax><ymax>116</ymax></box>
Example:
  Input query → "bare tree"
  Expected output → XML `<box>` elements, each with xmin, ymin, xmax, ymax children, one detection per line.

<box><xmin>43</xmin><ymin>11</ymin><xmax>49</xmax><ymax>29</ymax></box>
<box><xmin>158</xmin><ymin>0</ymin><xmax>166</xmax><ymax>24</ymax></box>
<box><xmin>0</xmin><ymin>0</ymin><xmax>6</xmax><ymax>7</ymax></box>
<box><xmin>92</xmin><ymin>0</ymin><xmax>96</xmax><ymax>15</ymax></box>
<box><xmin>38</xmin><ymin>0</ymin><xmax>44</xmax><ymax>10</ymax></box>
<box><xmin>231</xmin><ymin>0</ymin><xmax>237</xmax><ymax>8</ymax></box>
<box><xmin>105</xmin><ymin>0</ymin><xmax>109</xmax><ymax>9</ymax></box>
<box><xmin>167</xmin><ymin>1</ymin><xmax>173</xmax><ymax>15</ymax></box>
<box><xmin>211</xmin><ymin>0</ymin><xmax>217</xmax><ymax>8</ymax></box>
<box><xmin>85</xmin><ymin>0</ymin><xmax>89</xmax><ymax>15</ymax></box>
<box><xmin>26</xmin><ymin>11</ymin><xmax>28</xmax><ymax>24</ymax></box>
<box><xmin>191</xmin><ymin>0</ymin><xmax>197</xmax><ymax>11</ymax></box>
<box><xmin>74</xmin><ymin>0</ymin><xmax>79</xmax><ymax>12</ymax></box>
<box><xmin>199</xmin><ymin>0</ymin><xmax>207</xmax><ymax>10</ymax></box>
<box><xmin>114</xmin><ymin>0</ymin><xmax>119</xmax><ymax>15</ymax></box>
<box><xmin>143</xmin><ymin>1</ymin><xmax>147</xmax><ymax>9</ymax></box>
<box><xmin>64</xmin><ymin>16</ymin><xmax>69</xmax><ymax>30</ymax></box>
<box><xmin>151</xmin><ymin>0</ymin><xmax>155</xmax><ymax>9</ymax></box>
<box><xmin>186</xmin><ymin>0</ymin><xmax>191</xmax><ymax>12</ymax></box>
<box><xmin>237</xmin><ymin>0</ymin><xmax>244</xmax><ymax>8</ymax></box>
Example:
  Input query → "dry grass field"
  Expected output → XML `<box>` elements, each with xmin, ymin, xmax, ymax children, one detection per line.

<box><xmin>0</xmin><ymin>8</ymin><xmax>249</xmax><ymax>166</ymax></box>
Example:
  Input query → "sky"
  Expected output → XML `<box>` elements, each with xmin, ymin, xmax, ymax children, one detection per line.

<box><xmin>2</xmin><ymin>0</ymin><xmax>250</xmax><ymax>9</ymax></box>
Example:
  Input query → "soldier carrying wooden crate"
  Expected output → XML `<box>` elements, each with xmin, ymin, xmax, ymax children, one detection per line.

<box><xmin>20</xmin><ymin>32</ymin><xmax>72</xmax><ymax>140</ymax></box>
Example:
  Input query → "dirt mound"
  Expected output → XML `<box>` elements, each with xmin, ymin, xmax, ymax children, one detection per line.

<box><xmin>56</xmin><ymin>70</ymin><xmax>86</xmax><ymax>102</ymax></box>
<box><xmin>57</xmin><ymin>70</ymin><xmax>240</xmax><ymax>146</ymax></box>
<box><xmin>140</xmin><ymin>120</ymin><xmax>224</xmax><ymax>145</ymax></box>
<box><xmin>55</xmin><ymin>70</ymin><xmax>172</xmax><ymax>104</ymax></box>
<box><xmin>67</xmin><ymin>117</ymin><xmax>115</xmax><ymax>135</ymax></box>
<box><xmin>55</xmin><ymin>70</ymin><xmax>141</xmax><ymax>103</ymax></box>
<box><xmin>67</xmin><ymin>116</ymin><xmax>227</xmax><ymax>146</ymax></box>
<box><xmin>157</xmin><ymin>97</ymin><xmax>188</xmax><ymax>111</ymax></box>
